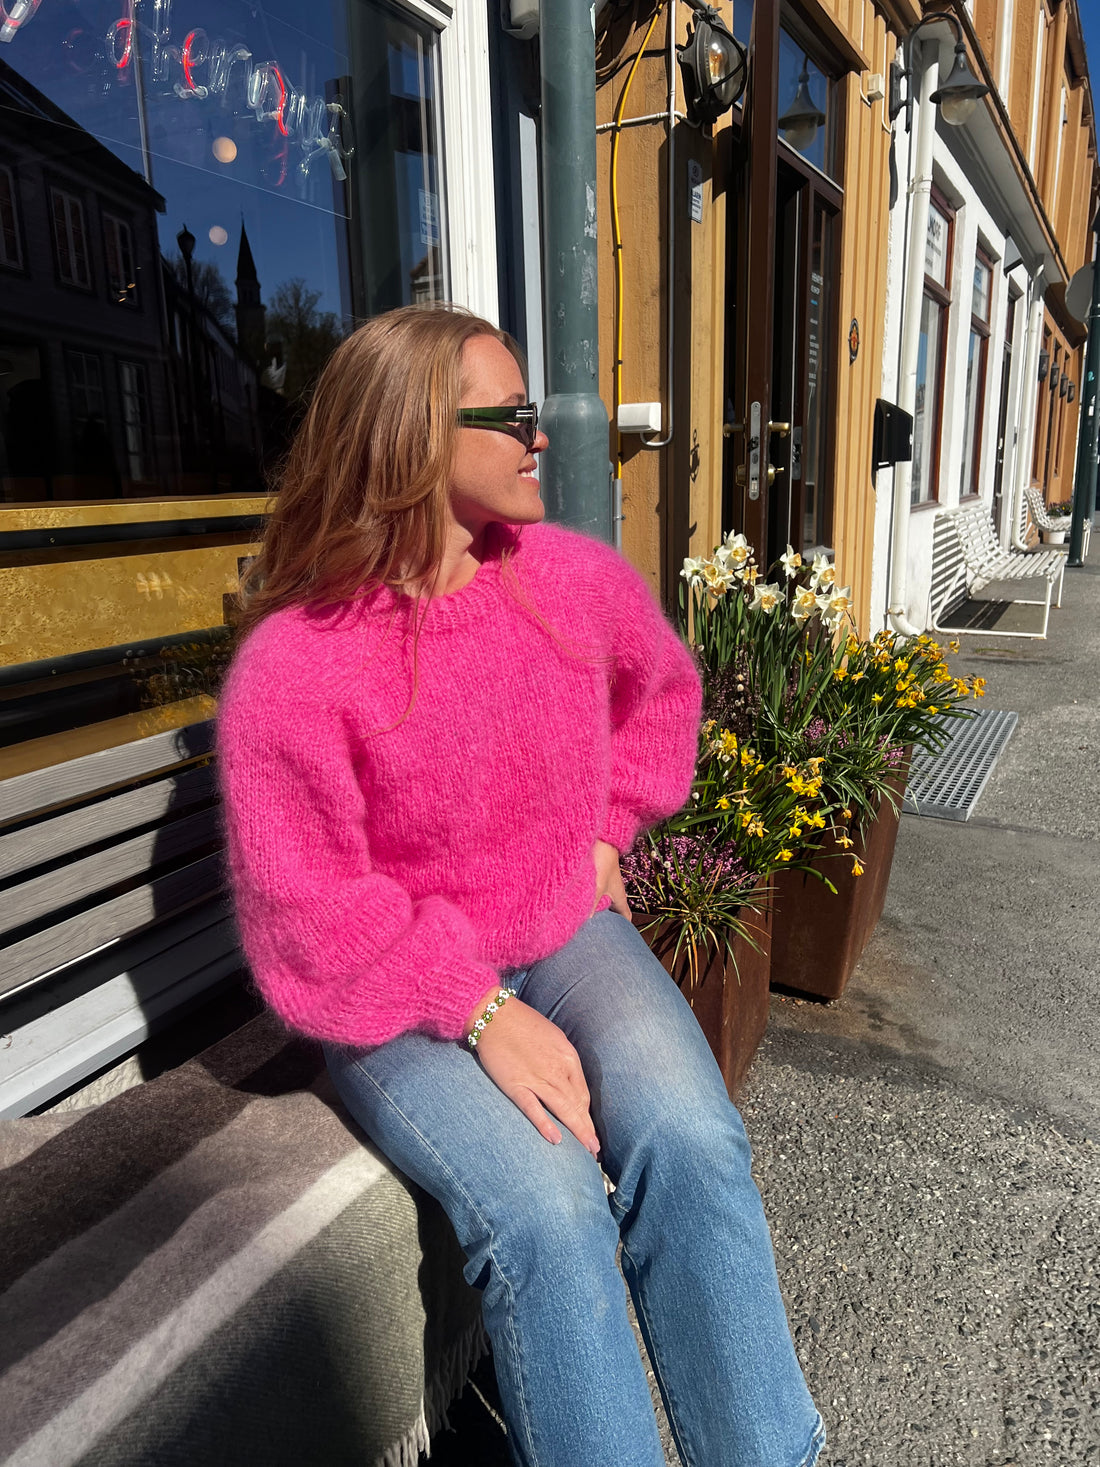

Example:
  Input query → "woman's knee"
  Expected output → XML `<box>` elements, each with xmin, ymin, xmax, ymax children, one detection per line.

<box><xmin>464</xmin><ymin>1140</ymin><xmax>619</xmax><ymax>1286</ymax></box>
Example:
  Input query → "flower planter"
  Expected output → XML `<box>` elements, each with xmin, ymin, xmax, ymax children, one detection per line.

<box><xmin>1041</xmin><ymin>528</ymin><xmax>1066</xmax><ymax>545</ymax></box>
<box><xmin>638</xmin><ymin>893</ymin><xmax>772</xmax><ymax>1097</ymax></box>
<box><xmin>768</xmin><ymin>763</ymin><xmax>910</xmax><ymax>1001</ymax></box>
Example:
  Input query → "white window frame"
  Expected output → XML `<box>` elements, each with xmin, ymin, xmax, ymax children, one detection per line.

<box><xmin>394</xmin><ymin>0</ymin><xmax>499</xmax><ymax>324</ymax></box>
<box><xmin>0</xmin><ymin>165</ymin><xmax>22</xmax><ymax>271</ymax></box>
<box><xmin>104</xmin><ymin>213</ymin><xmax>137</xmax><ymax>305</ymax></box>
<box><xmin>51</xmin><ymin>186</ymin><xmax>92</xmax><ymax>289</ymax></box>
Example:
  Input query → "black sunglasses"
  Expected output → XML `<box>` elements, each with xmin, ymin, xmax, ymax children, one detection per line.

<box><xmin>456</xmin><ymin>403</ymin><xmax>540</xmax><ymax>451</ymax></box>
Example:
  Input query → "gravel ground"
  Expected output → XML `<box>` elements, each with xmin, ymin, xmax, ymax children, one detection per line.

<box><xmin>741</xmin><ymin>1027</ymin><xmax>1100</xmax><ymax>1467</ymax></box>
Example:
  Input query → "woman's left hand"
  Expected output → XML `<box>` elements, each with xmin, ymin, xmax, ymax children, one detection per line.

<box><xmin>592</xmin><ymin>839</ymin><xmax>632</xmax><ymax>921</ymax></box>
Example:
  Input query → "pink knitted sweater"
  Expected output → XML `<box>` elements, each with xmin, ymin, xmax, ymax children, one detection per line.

<box><xmin>218</xmin><ymin>522</ymin><xmax>701</xmax><ymax>1047</ymax></box>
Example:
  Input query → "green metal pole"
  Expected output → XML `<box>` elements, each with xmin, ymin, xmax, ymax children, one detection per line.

<box><xmin>1068</xmin><ymin>214</ymin><xmax>1100</xmax><ymax>566</ymax></box>
<box><xmin>539</xmin><ymin>0</ymin><xmax>612</xmax><ymax>541</ymax></box>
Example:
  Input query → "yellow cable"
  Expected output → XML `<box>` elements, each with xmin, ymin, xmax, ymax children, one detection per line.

<box><xmin>610</xmin><ymin>2</ymin><xmax>665</xmax><ymax>479</ymax></box>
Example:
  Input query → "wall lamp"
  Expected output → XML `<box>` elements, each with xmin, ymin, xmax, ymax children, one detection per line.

<box><xmin>1068</xmin><ymin>381</ymin><xmax>1077</xmax><ymax>403</ymax></box>
<box><xmin>1049</xmin><ymin>364</ymin><xmax>1061</xmax><ymax>393</ymax></box>
<box><xmin>678</xmin><ymin>0</ymin><xmax>748</xmax><ymax>127</ymax></box>
<box><xmin>889</xmin><ymin>12</ymin><xmax>988</xmax><ymax>133</ymax></box>
<box><xmin>779</xmin><ymin>56</ymin><xmax>827</xmax><ymax>152</ymax></box>
<box><xmin>1060</xmin><ymin>371</ymin><xmax>1070</xmax><ymax>398</ymax></box>
<box><xmin>1038</xmin><ymin>349</ymin><xmax>1050</xmax><ymax>382</ymax></box>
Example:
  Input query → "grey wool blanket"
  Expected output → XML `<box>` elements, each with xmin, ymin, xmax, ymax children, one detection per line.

<box><xmin>0</xmin><ymin>1013</ymin><xmax>486</xmax><ymax>1467</ymax></box>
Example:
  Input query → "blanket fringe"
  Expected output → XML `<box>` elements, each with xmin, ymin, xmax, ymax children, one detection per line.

<box><xmin>371</xmin><ymin>1318</ymin><xmax>490</xmax><ymax>1467</ymax></box>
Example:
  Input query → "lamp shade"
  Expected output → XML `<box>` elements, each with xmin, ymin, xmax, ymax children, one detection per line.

<box><xmin>930</xmin><ymin>41</ymin><xmax>989</xmax><ymax>127</ymax></box>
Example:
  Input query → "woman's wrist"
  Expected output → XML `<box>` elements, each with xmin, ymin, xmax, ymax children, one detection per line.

<box><xmin>464</xmin><ymin>985</ymin><xmax>518</xmax><ymax>1049</ymax></box>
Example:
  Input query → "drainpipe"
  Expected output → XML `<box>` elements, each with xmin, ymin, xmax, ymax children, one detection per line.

<box><xmin>1010</xmin><ymin>282</ymin><xmax>1045</xmax><ymax>552</ymax></box>
<box><xmin>539</xmin><ymin>0</ymin><xmax>612</xmax><ymax>541</ymax></box>
<box><xmin>1068</xmin><ymin>214</ymin><xmax>1100</xmax><ymax>566</ymax></box>
<box><xmin>887</xmin><ymin>51</ymin><xmax>939</xmax><ymax>639</ymax></box>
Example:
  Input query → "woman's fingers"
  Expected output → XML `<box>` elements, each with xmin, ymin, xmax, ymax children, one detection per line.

<box><xmin>510</xmin><ymin>1088</ymin><xmax>563</xmax><ymax>1147</ymax></box>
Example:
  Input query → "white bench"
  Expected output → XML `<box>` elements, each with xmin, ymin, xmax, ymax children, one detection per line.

<box><xmin>1024</xmin><ymin>484</ymin><xmax>1091</xmax><ymax>555</ymax></box>
<box><xmin>932</xmin><ymin>502</ymin><xmax>1065</xmax><ymax>640</ymax></box>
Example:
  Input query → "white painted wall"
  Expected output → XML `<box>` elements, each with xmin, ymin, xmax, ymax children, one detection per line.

<box><xmin>874</xmin><ymin>84</ymin><xmax>1044</xmax><ymax>633</ymax></box>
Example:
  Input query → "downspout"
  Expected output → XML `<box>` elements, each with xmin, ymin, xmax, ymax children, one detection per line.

<box><xmin>539</xmin><ymin>0</ymin><xmax>613</xmax><ymax>541</ymax></box>
<box><xmin>888</xmin><ymin>52</ymin><xmax>939</xmax><ymax>639</ymax></box>
<box><xmin>1010</xmin><ymin>281</ymin><xmax>1045</xmax><ymax>552</ymax></box>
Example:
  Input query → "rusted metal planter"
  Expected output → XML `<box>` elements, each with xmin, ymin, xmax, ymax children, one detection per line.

<box><xmin>769</xmin><ymin>764</ymin><xmax>909</xmax><ymax>1001</ymax></box>
<box><xmin>638</xmin><ymin>894</ymin><xmax>772</xmax><ymax>1097</ymax></box>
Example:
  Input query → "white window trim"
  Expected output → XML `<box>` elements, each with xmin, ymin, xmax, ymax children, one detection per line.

<box><xmin>51</xmin><ymin>186</ymin><xmax>91</xmax><ymax>289</ymax></box>
<box><xmin>436</xmin><ymin>5</ymin><xmax>499</xmax><ymax>322</ymax></box>
<box><xmin>995</xmin><ymin>0</ymin><xmax>1014</xmax><ymax>110</ymax></box>
<box><xmin>1028</xmin><ymin>11</ymin><xmax>1045</xmax><ymax>174</ymax></box>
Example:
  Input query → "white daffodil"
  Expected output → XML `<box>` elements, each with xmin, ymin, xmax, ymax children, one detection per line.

<box><xmin>809</xmin><ymin>553</ymin><xmax>836</xmax><ymax>592</ymax></box>
<box><xmin>779</xmin><ymin>544</ymin><xmax>803</xmax><ymax>579</ymax></box>
<box><xmin>681</xmin><ymin>556</ymin><xmax>706</xmax><ymax>586</ymax></box>
<box><xmin>721</xmin><ymin>531</ymin><xmax>752</xmax><ymax>571</ymax></box>
<box><xmin>791</xmin><ymin>586</ymin><xmax>819</xmax><ymax>624</ymax></box>
<box><xmin>750</xmin><ymin>580</ymin><xmax>783</xmax><ymax>614</ymax></box>
<box><xmin>817</xmin><ymin>585</ymin><xmax>853</xmax><ymax>628</ymax></box>
<box><xmin>702</xmin><ymin>559</ymin><xmax>734</xmax><ymax>595</ymax></box>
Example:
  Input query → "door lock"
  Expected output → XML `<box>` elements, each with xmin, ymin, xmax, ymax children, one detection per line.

<box><xmin>766</xmin><ymin>464</ymin><xmax>785</xmax><ymax>486</ymax></box>
<box><xmin>768</xmin><ymin>421</ymin><xmax>791</xmax><ymax>437</ymax></box>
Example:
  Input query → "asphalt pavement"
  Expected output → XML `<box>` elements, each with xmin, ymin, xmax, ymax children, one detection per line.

<box><xmin>428</xmin><ymin>540</ymin><xmax>1100</xmax><ymax>1467</ymax></box>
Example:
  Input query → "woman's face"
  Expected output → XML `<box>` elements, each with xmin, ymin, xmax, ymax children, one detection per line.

<box><xmin>449</xmin><ymin>334</ymin><xmax>549</xmax><ymax>538</ymax></box>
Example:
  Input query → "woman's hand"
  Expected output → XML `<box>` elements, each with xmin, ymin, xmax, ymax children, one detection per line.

<box><xmin>468</xmin><ymin>993</ymin><xmax>600</xmax><ymax>1158</ymax></box>
<box><xmin>592</xmin><ymin>838</ymin><xmax>632</xmax><ymax>921</ymax></box>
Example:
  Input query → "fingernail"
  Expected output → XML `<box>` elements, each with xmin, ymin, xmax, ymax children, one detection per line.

<box><xmin>587</xmin><ymin>1139</ymin><xmax>601</xmax><ymax>1159</ymax></box>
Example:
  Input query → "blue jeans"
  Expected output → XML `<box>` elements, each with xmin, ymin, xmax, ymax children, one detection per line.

<box><xmin>325</xmin><ymin>911</ymin><xmax>824</xmax><ymax>1467</ymax></box>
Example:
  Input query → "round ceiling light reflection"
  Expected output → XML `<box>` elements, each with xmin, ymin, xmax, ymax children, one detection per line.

<box><xmin>212</xmin><ymin>136</ymin><xmax>237</xmax><ymax>164</ymax></box>
<box><xmin>208</xmin><ymin>225</ymin><xmax>228</xmax><ymax>246</ymax></box>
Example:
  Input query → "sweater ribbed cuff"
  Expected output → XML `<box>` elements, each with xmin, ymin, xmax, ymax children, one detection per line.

<box><xmin>599</xmin><ymin>804</ymin><xmax>642</xmax><ymax>858</ymax></box>
<box><xmin>419</xmin><ymin>959</ymin><xmax>503</xmax><ymax>1043</ymax></box>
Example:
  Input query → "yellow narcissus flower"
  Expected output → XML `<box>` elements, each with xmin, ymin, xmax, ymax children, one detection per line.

<box><xmin>716</xmin><ymin>797</ymin><xmax>731</xmax><ymax>810</ymax></box>
<box><xmin>789</xmin><ymin>822</ymin><xmax>803</xmax><ymax>839</ymax></box>
<box><xmin>972</xmin><ymin>676</ymin><xmax>987</xmax><ymax>697</ymax></box>
<box><xmin>834</xmin><ymin>666</ymin><xmax>848</xmax><ymax>681</ymax></box>
<box><xmin>851</xmin><ymin>857</ymin><xmax>865</xmax><ymax>876</ymax></box>
<box><xmin>807</xmin><ymin>812</ymin><xmax>826</xmax><ymax>830</ymax></box>
<box><xmin>836</xmin><ymin>833</ymin><xmax>854</xmax><ymax>850</ymax></box>
<box><xmin>872</xmin><ymin>692</ymin><xmax>884</xmax><ymax>703</ymax></box>
<box><xmin>702</xmin><ymin>560</ymin><xmax>734</xmax><ymax>595</ymax></box>
<box><xmin>841</xmin><ymin>807</ymin><xmax>852</xmax><ymax>819</ymax></box>
<box><xmin>949</xmin><ymin>639</ymin><xmax>961</xmax><ymax>653</ymax></box>
<box><xmin>779</xmin><ymin>544</ymin><xmax>803</xmax><ymax>579</ymax></box>
<box><xmin>778</xmin><ymin>848</ymin><xmax>794</xmax><ymax>862</ymax></box>
<box><xmin>747</xmin><ymin>817</ymin><xmax>765</xmax><ymax>839</ymax></box>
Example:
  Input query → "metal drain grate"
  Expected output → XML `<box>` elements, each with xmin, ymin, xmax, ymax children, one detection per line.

<box><xmin>903</xmin><ymin>707</ymin><xmax>1019</xmax><ymax>821</ymax></box>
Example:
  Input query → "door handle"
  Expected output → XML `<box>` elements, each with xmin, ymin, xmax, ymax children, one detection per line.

<box><xmin>766</xmin><ymin>464</ymin><xmax>785</xmax><ymax>486</ymax></box>
<box><xmin>768</xmin><ymin>421</ymin><xmax>791</xmax><ymax>437</ymax></box>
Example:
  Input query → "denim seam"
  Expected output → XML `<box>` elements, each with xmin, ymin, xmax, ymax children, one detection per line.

<box><xmin>618</xmin><ymin>1235</ymin><xmax>697</xmax><ymax>1467</ymax></box>
<box><xmin>796</xmin><ymin>1413</ymin><xmax>827</xmax><ymax>1467</ymax></box>
<box><xmin>347</xmin><ymin>1056</ymin><xmax>540</xmax><ymax>1466</ymax></box>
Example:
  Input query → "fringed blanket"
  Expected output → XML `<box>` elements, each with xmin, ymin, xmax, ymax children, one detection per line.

<box><xmin>0</xmin><ymin>1013</ymin><xmax>486</xmax><ymax>1467</ymax></box>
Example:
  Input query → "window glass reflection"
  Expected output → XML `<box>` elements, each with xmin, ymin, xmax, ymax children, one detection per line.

<box><xmin>777</xmin><ymin>30</ymin><xmax>833</xmax><ymax>180</ymax></box>
<box><xmin>0</xmin><ymin>0</ymin><xmax>447</xmax><ymax>505</ymax></box>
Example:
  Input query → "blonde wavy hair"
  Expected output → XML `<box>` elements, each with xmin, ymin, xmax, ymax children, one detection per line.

<box><xmin>237</xmin><ymin>303</ymin><xmax>525</xmax><ymax>637</ymax></box>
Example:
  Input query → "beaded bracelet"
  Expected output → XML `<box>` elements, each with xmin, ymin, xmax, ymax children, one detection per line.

<box><xmin>466</xmin><ymin>987</ymin><xmax>517</xmax><ymax>1049</ymax></box>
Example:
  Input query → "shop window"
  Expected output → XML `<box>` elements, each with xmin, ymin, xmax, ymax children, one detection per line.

<box><xmin>51</xmin><ymin>188</ymin><xmax>92</xmax><ymax>289</ymax></box>
<box><xmin>104</xmin><ymin>215</ymin><xmax>137</xmax><ymax>306</ymax></box>
<box><xmin>0</xmin><ymin>166</ymin><xmax>22</xmax><ymax>271</ymax></box>
<box><xmin>960</xmin><ymin>252</ymin><xmax>992</xmax><ymax>498</ymax></box>
<box><xmin>1</xmin><ymin>0</ymin><xmax>452</xmax><ymax>763</ymax></box>
<box><xmin>912</xmin><ymin>196</ymin><xmax>954</xmax><ymax>506</ymax></box>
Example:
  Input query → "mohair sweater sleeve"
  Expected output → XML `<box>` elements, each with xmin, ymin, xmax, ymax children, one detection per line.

<box><xmin>595</xmin><ymin>552</ymin><xmax>702</xmax><ymax>854</ymax></box>
<box><xmin>218</xmin><ymin>631</ymin><xmax>501</xmax><ymax>1047</ymax></box>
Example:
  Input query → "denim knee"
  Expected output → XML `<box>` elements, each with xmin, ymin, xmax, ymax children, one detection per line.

<box><xmin>461</xmin><ymin>1141</ymin><xmax>620</xmax><ymax>1299</ymax></box>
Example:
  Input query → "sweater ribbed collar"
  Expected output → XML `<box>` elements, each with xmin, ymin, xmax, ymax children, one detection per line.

<box><xmin>356</xmin><ymin>523</ymin><xmax>523</xmax><ymax>632</ymax></box>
